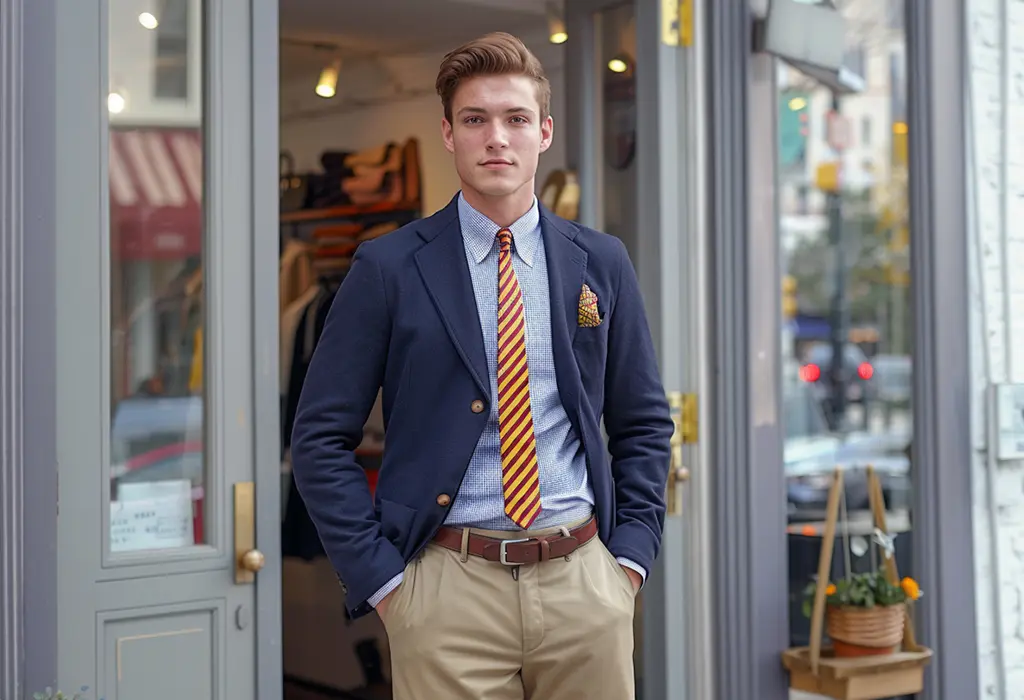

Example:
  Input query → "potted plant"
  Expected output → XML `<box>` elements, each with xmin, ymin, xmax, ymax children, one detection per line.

<box><xmin>803</xmin><ymin>566</ymin><xmax>923</xmax><ymax>657</ymax></box>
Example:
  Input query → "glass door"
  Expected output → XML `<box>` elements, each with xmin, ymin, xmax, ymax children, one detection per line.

<box><xmin>53</xmin><ymin>0</ymin><xmax>278</xmax><ymax>697</ymax></box>
<box><xmin>564</xmin><ymin>1</ymin><xmax>709</xmax><ymax>698</ymax></box>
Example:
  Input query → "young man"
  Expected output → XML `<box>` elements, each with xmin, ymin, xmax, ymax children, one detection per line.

<box><xmin>290</xmin><ymin>31</ymin><xmax>673</xmax><ymax>700</ymax></box>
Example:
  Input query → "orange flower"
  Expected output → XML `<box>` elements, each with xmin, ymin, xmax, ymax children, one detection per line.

<box><xmin>825</xmin><ymin>583</ymin><xmax>837</xmax><ymax>596</ymax></box>
<box><xmin>901</xmin><ymin>577</ymin><xmax>921</xmax><ymax>600</ymax></box>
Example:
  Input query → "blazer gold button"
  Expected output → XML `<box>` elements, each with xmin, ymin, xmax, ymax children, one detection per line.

<box><xmin>471</xmin><ymin>400</ymin><xmax>485</xmax><ymax>413</ymax></box>
<box><xmin>436</xmin><ymin>493</ymin><xmax>451</xmax><ymax>507</ymax></box>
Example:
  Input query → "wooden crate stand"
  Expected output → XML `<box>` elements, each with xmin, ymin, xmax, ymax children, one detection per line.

<box><xmin>781</xmin><ymin>466</ymin><xmax>933</xmax><ymax>699</ymax></box>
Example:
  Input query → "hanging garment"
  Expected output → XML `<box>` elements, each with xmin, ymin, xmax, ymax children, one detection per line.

<box><xmin>279</xmin><ymin>238</ymin><xmax>314</xmax><ymax>315</ymax></box>
<box><xmin>280</xmin><ymin>284</ymin><xmax>320</xmax><ymax>395</ymax></box>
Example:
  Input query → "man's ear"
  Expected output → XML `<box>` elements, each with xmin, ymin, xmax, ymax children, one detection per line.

<box><xmin>539</xmin><ymin>115</ymin><xmax>554</xmax><ymax>154</ymax></box>
<box><xmin>442</xmin><ymin>118</ymin><xmax>455</xmax><ymax>154</ymax></box>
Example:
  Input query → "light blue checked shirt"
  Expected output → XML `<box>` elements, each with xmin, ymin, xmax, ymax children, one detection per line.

<box><xmin>368</xmin><ymin>193</ymin><xmax>644</xmax><ymax>607</ymax></box>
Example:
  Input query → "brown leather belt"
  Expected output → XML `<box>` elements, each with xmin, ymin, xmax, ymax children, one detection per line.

<box><xmin>432</xmin><ymin>517</ymin><xmax>598</xmax><ymax>565</ymax></box>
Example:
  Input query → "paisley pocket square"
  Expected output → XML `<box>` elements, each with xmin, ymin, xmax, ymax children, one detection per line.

<box><xmin>578</xmin><ymin>284</ymin><xmax>602</xmax><ymax>327</ymax></box>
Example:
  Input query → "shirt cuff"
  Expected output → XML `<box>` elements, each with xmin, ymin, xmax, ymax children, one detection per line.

<box><xmin>616</xmin><ymin>557</ymin><xmax>647</xmax><ymax>588</ymax></box>
<box><xmin>367</xmin><ymin>572</ymin><xmax>404</xmax><ymax>607</ymax></box>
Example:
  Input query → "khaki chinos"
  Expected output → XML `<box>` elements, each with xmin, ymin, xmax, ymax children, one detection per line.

<box><xmin>379</xmin><ymin>518</ymin><xmax>637</xmax><ymax>699</ymax></box>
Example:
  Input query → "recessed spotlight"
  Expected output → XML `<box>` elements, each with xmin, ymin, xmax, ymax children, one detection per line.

<box><xmin>139</xmin><ymin>12</ymin><xmax>158</xmax><ymax>30</ymax></box>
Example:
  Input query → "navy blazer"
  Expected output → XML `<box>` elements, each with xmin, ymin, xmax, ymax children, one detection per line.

<box><xmin>290</xmin><ymin>195</ymin><xmax>674</xmax><ymax>619</ymax></box>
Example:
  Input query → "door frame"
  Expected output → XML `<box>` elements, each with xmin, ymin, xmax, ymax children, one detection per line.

<box><xmin>563</xmin><ymin>1</ymin><xmax>713</xmax><ymax>698</ymax></box>
<box><xmin>905</xmin><ymin>0</ymin><xmax>978</xmax><ymax>696</ymax></box>
<box><xmin>1</xmin><ymin>0</ymin><xmax>60</xmax><ymax>695</ymax></box>
<box><xmin>252</xmin><ymin>0</ymin><xmax>284</xmax><ymax>697</ymax></box>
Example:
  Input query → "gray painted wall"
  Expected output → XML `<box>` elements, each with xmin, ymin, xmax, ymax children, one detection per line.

<box><xmin>1</xmin><ymin>0</ymin><xmax>59</xmax><ymax>696</ymax></box>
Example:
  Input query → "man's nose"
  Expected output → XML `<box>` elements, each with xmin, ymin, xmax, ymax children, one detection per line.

<box><xmin>485</xmin><ymin>123</ymin><xmax>509</xmax><ymax>148</ymax></box>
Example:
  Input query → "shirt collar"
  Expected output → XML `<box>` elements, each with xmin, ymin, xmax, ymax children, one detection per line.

<box><xmin>457</xmin><ymin>191</ymin><xmax>541</xmax><ymax>267</ymax></box>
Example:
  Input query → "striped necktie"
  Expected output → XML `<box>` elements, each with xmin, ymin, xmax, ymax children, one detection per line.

<box><xmin>496</xmin><ymin>228</ymin><xmax>542</xmax><ymax>529</ymax></box>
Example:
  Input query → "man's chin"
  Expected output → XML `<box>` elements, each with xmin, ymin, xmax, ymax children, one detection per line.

<box><xmin>469</xmin><ymin>180</ymin><xmax>528</xmax><ymax>199</ymax></box>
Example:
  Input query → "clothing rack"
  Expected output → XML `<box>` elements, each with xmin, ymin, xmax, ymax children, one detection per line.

<box><xmin>278</xmin><ymin>137</ymin><xmax>414</xmax><ymax>563</ymax></box>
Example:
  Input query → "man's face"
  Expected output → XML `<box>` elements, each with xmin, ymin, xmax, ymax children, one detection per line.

<box><xmin>442</xmin><ymin>74</ymin><xmax>554</xmax><ymax>202</ymax></box>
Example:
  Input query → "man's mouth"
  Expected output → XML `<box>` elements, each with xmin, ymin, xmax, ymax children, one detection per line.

<box><xmin>481</xmin><ymin>159</ymin><xmax>513</xmax><ymax>168</ymax></box>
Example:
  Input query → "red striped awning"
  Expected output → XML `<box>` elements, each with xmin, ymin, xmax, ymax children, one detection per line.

<box><xmin>109</xmin><ymin>128</ymin><xmax>203</xmax><ymax>260</ymax></box>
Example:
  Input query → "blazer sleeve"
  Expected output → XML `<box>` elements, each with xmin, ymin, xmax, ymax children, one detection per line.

<box><xmin>602</xmin><ymin>238</ymin><xmax>675</xmax><ymax>574</ymax></box>
<box><xmin>289</xmin><ymin>243</ymin><xmax>406</xmax><ymax>613</ymax></box>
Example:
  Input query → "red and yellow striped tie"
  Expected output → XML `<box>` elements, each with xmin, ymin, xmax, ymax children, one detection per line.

<box><xmin>496</xmin><ymin>228</ymin><xmax>542</xmax><ymax>529</ymax></box>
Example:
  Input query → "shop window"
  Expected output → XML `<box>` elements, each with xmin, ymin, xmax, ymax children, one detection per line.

<box><xmin>108</xmin><ymin>0</ymin><xmax>206</xmax><ymax>552</ymax></box>
<box><xmin>778</xmin><ymin>0</ymin><xmax>914</xmax><ymax>653</ymax></box>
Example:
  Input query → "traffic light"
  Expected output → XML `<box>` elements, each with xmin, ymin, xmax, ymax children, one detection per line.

<box><xmin>782</xmin><ymin>275</ymin><xmax>798</xmax><ymax>318</ymax></box>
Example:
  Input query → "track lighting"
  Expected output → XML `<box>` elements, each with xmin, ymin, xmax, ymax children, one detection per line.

<box><xmin>316</xmin><ymin>59</ymin><xmax>341</xmax><ymax>99</ymax></box>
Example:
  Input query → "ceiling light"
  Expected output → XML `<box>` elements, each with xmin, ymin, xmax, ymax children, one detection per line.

<box><xmin>138</xmin><ymin>12</ymin><xmax>158</xmax><ymax>29</ymax></box>
<box><xmin>107</xmin><ymin>91</ymin><xmax>126</xmax><ymax>114</ymax></box>
<box><xmin>546</xmin><ymin>2</ymin><xmax>567</xmax><ymax>44</ymax></box>
<box><xmin>607</xmin><ymin>58</ymin><xmax>628</xmax><ymax>73</ymax></box>
<box><xmin>316</xmin><ymin>59</ymin><xmax>341</xmax><ymax>99</ymax></box>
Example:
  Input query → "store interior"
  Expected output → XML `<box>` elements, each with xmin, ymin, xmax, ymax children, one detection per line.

<box><xmin>276</xmin><ymin>1</ymin><xmax>574</xmax><ymax>697</ymax></box>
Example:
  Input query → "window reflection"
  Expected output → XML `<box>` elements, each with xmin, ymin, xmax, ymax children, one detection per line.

<box><xmin>780</xmin><ymin>0</ymin><xmax>913</xmax><ymax>653</ymax></box>
<box><xmin>108</xmin><ymin>0</ymin><xmax>206</xmax><ymax>553</ymax></box>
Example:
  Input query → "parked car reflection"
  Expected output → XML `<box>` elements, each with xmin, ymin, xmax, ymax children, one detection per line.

<box><xmin>110</xmin><ymin>396</ymin><xmax>205</xmax><ymax>547</ymax></box>
<box><xmin>784</xmin><ymin>361</ymin><xmax>910</xmax><ymax>521</ymax></box>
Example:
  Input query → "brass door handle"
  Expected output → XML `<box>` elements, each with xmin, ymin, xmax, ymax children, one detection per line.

<box><xmin>234</xmin><ymin>482</ymin><xmax>262</xmax><ymax>583</ymax></box>
<box><xmin>667</xmin><ymin>448</ymin><xmax>690</xmax><ymax>516</ymax></box>
<box><xmin>240</xmin><ymin>549</ymin><xmax>265</xmax><ymax>573</ymax></box>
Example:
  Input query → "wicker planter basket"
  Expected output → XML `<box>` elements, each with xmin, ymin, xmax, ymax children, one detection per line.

<box><xmin>826</xmin><ymin>601</ymin><xmax>905</xmax><ymax>657</ymax></box>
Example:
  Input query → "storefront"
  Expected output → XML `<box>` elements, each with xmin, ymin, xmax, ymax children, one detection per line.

<box><xmin>2</xmin><ymin>1</ymin><xmax>979</xmax><ymax>699</ymax></box>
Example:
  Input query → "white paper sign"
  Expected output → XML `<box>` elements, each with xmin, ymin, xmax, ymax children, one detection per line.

<box><xmin>111</xmin><ymin>479</ymin><xmax>194</xmax><ymax>552</ymax></box>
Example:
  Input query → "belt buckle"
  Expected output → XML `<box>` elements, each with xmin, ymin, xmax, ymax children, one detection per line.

<box><xmin>499</xmin><ymin>537</ymin><xmax>533</xmax><ymax>566</ymax></box>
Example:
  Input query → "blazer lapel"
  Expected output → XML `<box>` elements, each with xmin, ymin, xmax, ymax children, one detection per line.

<box><xmin>413</xmin><ymin>200</ymin><xmax>491</xmax><ymax>401</ymax></box>
<box><xmin>540</xmin><ymin>208</ymin><xmax>588</xmax><ymax>427</ymax></box>
<box><xmin>540</xmin><ymin>209</ymin><xmax>588</xmax><ymax>345</ymax></box>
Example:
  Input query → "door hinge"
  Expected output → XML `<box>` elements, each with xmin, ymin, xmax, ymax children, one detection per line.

<box><xmin>682</xmin><ymin>392</ymin><xmax>698</xmax><ymax>443</ymax></box>
<box><xmin>669</xmin><ymin>391</ymin><xmax>698</xmax><ymax>444</ymax></box>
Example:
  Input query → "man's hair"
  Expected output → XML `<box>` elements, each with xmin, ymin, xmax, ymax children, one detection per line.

<box><xmin>435</xmin><ymin>32</ymin><xmax>551</xmax><ymax>124</ymax></box>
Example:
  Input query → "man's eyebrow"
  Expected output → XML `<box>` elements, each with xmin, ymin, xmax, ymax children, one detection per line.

<box><xmin>456</xmin><ymin>106</ymin><xmax>536</xmax><ymax>116</ymax></box>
